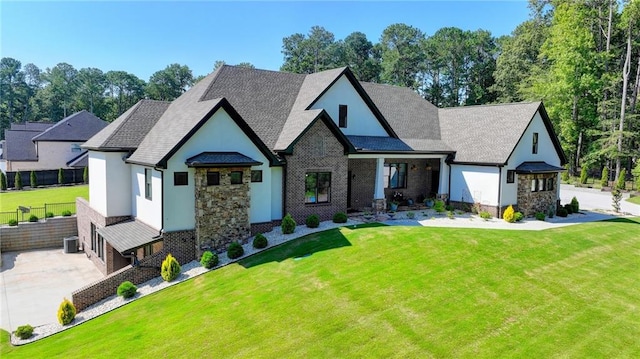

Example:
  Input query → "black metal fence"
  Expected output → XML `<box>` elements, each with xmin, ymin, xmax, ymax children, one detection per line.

<box><xmin>0</xmin><ymin>202</ymin><xmax>76</xmax><ymax>225</ymax></box>
<box><xmin>5</xmin><ymin>169</ymin><xmax>85</xmax><ymax>188</ymax></box>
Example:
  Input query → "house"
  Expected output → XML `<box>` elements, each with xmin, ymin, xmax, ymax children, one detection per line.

<box><xmin>2</xmin><ymin>111</ymin><xmax>108</xmax><ymax>172</ymax></box>
<box><xmin>78</xmin><ymin>65</ymin><xmax>565</xmax><ymax>275</ymax></box>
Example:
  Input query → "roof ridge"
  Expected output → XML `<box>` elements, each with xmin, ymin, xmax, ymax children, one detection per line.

<box><xmin>440</xmin><ymin>101</ymin><xmax>540</xmax><ymax>111</ymax></box>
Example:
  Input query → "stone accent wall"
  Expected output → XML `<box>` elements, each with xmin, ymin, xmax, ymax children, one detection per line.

<box><xmin>284</xmin><ymin>120</ymin><xmax>348</xmax><ymax>223</ymax></box>
<box><xmin>194</xmin><ymin>167</ymin><xmax>251</xmax><ymax>252</ymax></box>
<box><xmin>0</xmin><ymin>217</ymin><xmax>77</xmax><ymax>252</ymax></box>
<box><xmin>517</xmin><ymin>173</ymin><xmax>558</xmax><ymax>217</ymax></box>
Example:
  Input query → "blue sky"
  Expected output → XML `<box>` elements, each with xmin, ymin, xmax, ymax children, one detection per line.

<box><xmin>1</xmin><ymin>1</ymin><xmax>531</xmax><ymax>81</ymax></box>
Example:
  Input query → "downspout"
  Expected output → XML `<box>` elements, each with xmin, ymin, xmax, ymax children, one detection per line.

<box><xmin>497</xmin><ymin>166</ymin><xmax>503</xmax><ymax>218</ymax></box>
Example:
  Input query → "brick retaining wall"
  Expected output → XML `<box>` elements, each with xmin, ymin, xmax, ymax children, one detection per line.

<box><xmin>0</xmin><ymin>216</ymin><xmax>78</xmax><ymax>252</ymax></box>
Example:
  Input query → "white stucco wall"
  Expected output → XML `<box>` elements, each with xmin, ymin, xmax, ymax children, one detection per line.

<box><xmin>450</xmin><ymin>164</ymin><xmax>500</xmax><ymax>206</ymax></box>
<box><xmin>162</xmin><ymin>108</ymin><xmax>277</xmax><ymax>232</ymax></box>
<box><xmin>89</xmin><ymin>151</ymin><xmax>131</xmax><ymax>217</ymax></box>
<box><xmin>310</xmin><ymin>75</ymin><xmax>389</xmax><ymax>137</ymax></box>
<box><xmin>131</xmin><ymin>165</ymin><xmax>162</xmax><ymax>230</ymax></box>
<box><xmin>270</xmin><ymin>167</ymin><xmax>283</xmax><ymax>220</ymax></box>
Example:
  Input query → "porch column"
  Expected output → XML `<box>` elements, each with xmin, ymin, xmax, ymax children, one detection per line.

<box><xmin>372</xmin><ymin>157</ymin><xmax>386</xmax><ymax>213</ymax></box>
<box><xmin>438</xmin><ymin>157</ymin><xmax>449</xmax><ymax>201</ymax></box>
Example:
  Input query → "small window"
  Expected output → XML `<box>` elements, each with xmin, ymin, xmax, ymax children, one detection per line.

<box><xmin>145</xmin><ymin>168</ymin><xmax>152</xmax><ymax>200</ymax></box>
<box><xmin>339</xmin><ymin>105</ymin><xmax>347</xmax><ymax>128</ymax></box>
<box><xmin>174</xmin><ymin>172</ymin><xmax>188</xmax><ymax>186</ymax></box>
<box><xmin>71</xmin><ymin>144</ymin><xmax>81</xmax><ymax>153</ymax></box>
<box><xmin>538</xmin><ymin>178</ymin><xmax>546</xmax><ymax>191</ymax></box>
<box><xmin>230</xmin><ymin>171</ymin><xmax>243</xmax><ymax>185</ymax></box>
<box><xmin>531</xmin><ymin>179</ymin><xmax>537</xmax><ymax>192</ymax></box>
<box><xmin>251</xmin><ymin>170</ymin><xmax>263</xmax><ymax>182</ymax></box>
<box><xmin>305</xmin><ymin>172</ymin><xmax>331</xmax><ymax>204</ymax></box>
<box><xmin>143</xmin><ymin>243</ymin><xmax>154</xmax><ymax>257</ymax></box>
<box><xmin>547</xmin><ymin>177</ymin><xmax>554</xmax><ymax>191</ymax></box>
<box><xmin>207</xmin><ymin>171</ymin><xmax>220</xmax><ymax>186</ymax></box>
<box><xmin>507</xmin><ymin>170</ymin><xmax>515</xmax><ymax>184</ymax></box>
<box><xmin>532</xmin><ymin>132</ymin><xmax>539</xmax><ymax>154</ymax></box>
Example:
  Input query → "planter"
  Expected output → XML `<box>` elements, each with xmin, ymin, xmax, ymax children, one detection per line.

<box><xmin>425</xmin><ymin>199</ymin><xmax>434</xmax><ymax>208</ymax></box>
<box><xmin>389</xmin><ymin>202</ymin><xmax>399</xmax><ymax>211</ymax></box>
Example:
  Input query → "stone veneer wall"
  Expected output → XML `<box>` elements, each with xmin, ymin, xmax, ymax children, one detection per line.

<box><xmin>284</xmin><ymin>120</ymin><xmax>348</xmax><ymax>223</ymax></box>
<box><xmin>194</xmin><ymin>167</ymin><xmax>251</xmax><ymax>252</ymax></box>
<box><xmin>517</xmin><ymin>173</ymin><xmax>558</xmax><ymax>216</ymax></box>
<box><xmin>0</xmin><ymin>217</ymin><xmax>77</xmax><ymax>252</ymax></box>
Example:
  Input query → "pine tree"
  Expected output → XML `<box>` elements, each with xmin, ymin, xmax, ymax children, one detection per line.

<box><xmin>14</xmin><ymin>172</ymin><xmax>23</xmax><ymax>190</ymax></box>
<box><xmin>58</xmin><ymin>168</ymin><xmax>64</xmax><ymax>185</ymax></box>
<box><xmin>30</xmin><ymin>171</ymin><xmax>37</xmax><ymax>188</ymax></box>
<box><xmin>0</xmin><ymin>171</ymin><xmax>7</xmax><ymax>191</ymax></box>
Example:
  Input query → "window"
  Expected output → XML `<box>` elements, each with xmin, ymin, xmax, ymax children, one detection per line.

<box><xmin>71</xmin><ymin>144</ymin><xmax>81</xmax><ymax>153</ymax></box>
<box><xmin>538</xmin><ymin>178</ymin><xmax>546</xmax><ymax>191</ymax></box>
<box><xmin>507</xmin><ymin>170</ymin><xmax>515</xmax><ymax>183</ymax></box>
<box><xmin>305</xmin><ymin>172</ymin><xmax>331</xmax><ymax>204</ymax></box>
<box><xmin>96</xmin><ymin>234</ymin><xmax>104</xmax><ymax>260</ymax></box>
<box><xmin>145</xmin><ymin>168</ymin><xmax>152</xmax><ymax>200</ymax></box>
<box><xmin>251</xmin><ymin>170</ymin><xmax>263</xmax><ymax>182</ymax></box>
<box><xmin>174</xmin><ymin>172</ymin><xmax>188</xmax><ymax>186</ymax></box>
<box><xmin>230</xmin><ymin>171</ymin><xmax>243</xmax><ymax>184</ymax></box>
<box><xmin>531</xmin><ymin>179</ymin><xmax>537</xmax><ymax>192</ymax></box>
<box><xmin>532</xmin><ymin>132</ymin><xmax>539</xmax><ymax>154</ymax></box>
<box><xmin>384</xmin><ymin>163</ymin><xmax>407</xmax><ymax>189</ymax></box>
<box><xmin>90</xmin><ymin>223</ymin><xmax>96</xmax><ymax>251</ymax></box>
<box><xmin>547</xmin><ymin>177</ymin><xmax>554</xmax><ymax>191</ymax></box>
<box><xmin>339</xmin><ymin>104</ymin><xmax>348</xmax><ymax>128</ymax></box>
<box><xmin>143</xmin><ymin>243</ymin><xmax>154</xmax><ymax>257</ymax></box>
<box><xmin>207</xmin><ymin>171</ymin><xmax>220</xmax><ymax>186</ymax></box>
<box><xmin>312</xmin><ymin>136</ymin><xmax>325</xmax><ymax>157</ymax></box>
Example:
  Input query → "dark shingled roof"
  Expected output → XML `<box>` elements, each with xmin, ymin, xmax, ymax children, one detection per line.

<box><xmin>67</xmin><ymin>151</ymin><xmax>88</xmax><ymax>168</ymax></box>
<box><xmin>347</xmin><ymin>135</ymin><xmax>412</xmax><ymax>152</ymax></box>
<box><xmin>83</xmin><ymin>100</ymin><xmax>170</xmax><ymax>150</ymax></box>
<box><xmin>31</xmin><ymin>111</ymin><xmax>107</xmax><ymax>142</ymax></box>
<box><xmin>97</xmin><ymin>220</ymin><xmax>160</xmax><ymax>254</ymax></box>
<box><xmin>516</xmin><ymin>161</ymin><xmax>566</xmax><ymax>173</ymax></box>
<box><xmin>10</xmin><ymin>122</ymin><xmax>54</xmax><ymax>131</ymax></box>
<box><xmin>439</xmin><ymin>102</ymin><xmax>543</xmax><ymax>164</ymax></box>
<box><xmin>185</xmin><ymin>152</ymin><xmax>262</xmax><ymax>167</ymax></box>
<box><xmin>3</xmin><ymin>129</ymin><xmax>45</xmax><ymax>161</ymax></box>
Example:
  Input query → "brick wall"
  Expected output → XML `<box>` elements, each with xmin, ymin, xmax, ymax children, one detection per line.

<box><xmin>0</xmin><ymin>216</ymin><xmax>77</xmax><ymax>252</ymax></box>
<box><xmin>348</xmin><ymin>159</ymin><xmax>376</xmax><ymax>210</ymax></box>
<box><xmin>284</xmin><ymin>120</ymin><xmax>348</xmax><ymax>223</ymax></box>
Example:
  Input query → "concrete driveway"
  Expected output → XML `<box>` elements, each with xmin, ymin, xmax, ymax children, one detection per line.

<box><xmin>560</xmin><ymin>184</ymin><xmax>640</xmax><ymax>215</ymax></box>
<box><xmin>0</xmin><ymin>248</ymin><xmax>104</xmax><ymax>332</ymax></box>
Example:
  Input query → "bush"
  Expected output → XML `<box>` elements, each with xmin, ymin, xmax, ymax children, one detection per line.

<box><xmin>0</xmin><ymin>171</ymin><xmax>6</xmax><ymax>190</ymax></box>
<box><xmin>617</xmin><ymin>168</ymin><xmax>626</xmax><ymax>190</ymax></box>
<box><xmin>281</xmin><ymin>213</ymin><xmax>296</xmax><ymax>234</ymax></box>
<box><xmin>445</xmin><ymin>204</ymin><xmax>454</xmax><ymax>211</ymax></box>
<box><xmin>30</xmin><ymin>171</ymin><xmax>37</xmax><ymax>188</ymax></box>
<box><xmin>57</xmin><ymin>298</ymin><xmax>76</xmax><ymax>325</ymax></box>
<box><xmin>45</xmin><ymin>212</ymin><xmax>54</xmax><ymax>218</ymax></box>
<box><xmin>600</xmin><ymin>167</ymin><xmax>609</xmax><ymax>187</ymax></box>
<box><xmin>514</xmin><ymin>211</ymin><xmax>524</xmax><ymax>222</ymax></box>
<box><xmin>579</xmin><ymin>166</ymin><xmax>588</xmax><ymax>184</ymax></box>
<box><xmin>253</xmin><ymin>233</ymin><xmax>268</xmax><ymax>249</ymax></box>
<box><xmin>14</xmin><ymin>171</ymin><xmax>22</xmax><ymax>190</ymax></box>
<box><xmin>62</xmin><ymin>210</ymin><xmax>72</xmax><ymax>216</ymax></box>
<box><xmin>332</xmin><ymin>212</ymin><xmax>348</xmax><ymax>223</ymax></box>
<box><xmin>8</xmin><ymin>219</ymin><xmax>18</xmax><ymax>226</ymax></box>
<box><xmin>117</xmin><ymin>281</ymin><xmax>137</xmax><ymax>298</ymax></box>
<box><xmin>570</xmin><ymin>196</ymin><xmax>579</xmax><ymax>213</ymax></box>
<box><xmin>58</xmin><ymin>168</ymin><xmax>64</xmax><ymax>185</ymax></box>
<box><xmin>547</xmin><ymin>205</ymin><xmax>555</xmax><ymax>219</ymax></box>
<box><xmin>433</xmin><ymin>200</ymin><xmax>446</xmax><ymax>213</ymax></box>
<box><xmin>28</xmin><ymin>214</ymin><xmax>38</xmax><ymax>222</ymax></box>
<box><xmin>200</xmin><ymin>250</ymin><xmax>219</xmax><ymax>269</ymax></box>
<box><xmin>561</xmin><ymin>165</ymin><xmax>570</xmax><ymax>182</ymax></box>
<box><xmin>503</xmin><ymin>205</ymin><xmax>515</xmax><ymax>223</ymax></box>
<box><xmin>83</xmin><ymin>166</ymin><xmax>89</xmax><ymax>184</ymax></box>
<box><xmin>305</xmin><ymin>214</ymin><xmax>320</xmax><ymax>228</ymax></box>
<box><xmin>406</xmin><ymin>211</ymin><xmax>416</xmax><ymax>219</ymax></box>
<box><xmin>15</xmin><ymin>324</ymin><xmax>34</xmax><ymax>340</ymax></box>
<box><xmin>227</xmin><ymin>241</ymin><xmax>244</xmax><ymax>259</ymax></box>
<box><xmin>479</xmin><ymin>211</ymin><xmax>492</xmax><ymax>220</ymax></box>
<box><xmin>535</xmin><ymin>212</ymin><xmax>546</xmax><ymax>221</ymax></box>
<box><xmin>161</xmin><ymin>253</ymin><xmax>181</xmax><ymax>282</ymax></box>
<box><xmin>564</xmin><ymin>204</ymin><xmax>573</xmax><ymax>214</ymax></box>
<box><xmin>612</xmin><ymin>189</ymin><xmax>622</xmax><ymax>212</ymax></box>
<box><xmin>556</xmin><ymin>207</ymin><xmax>568</xmax><ymax>217</ymax></box>
<box><xmin>633</xmin><ymin>162</ymin><xmax>640</xmax><ymax>191</ymax></box>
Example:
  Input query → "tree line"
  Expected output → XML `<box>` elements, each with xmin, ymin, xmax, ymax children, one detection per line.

<box><xmin>1</xmin><ymin>0</ymin><xmax>638</xmax><ymax>183</ymax></box>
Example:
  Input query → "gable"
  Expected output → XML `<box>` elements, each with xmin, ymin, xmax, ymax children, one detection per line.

<box><xmin>309</xmin><ymin>75</ymin><xmax>391</xmax><ymax>137</ymax></box>
<box><xmin>506</xmin><ymin>110</ymin><xmax>564</xmax><ymax>167</ymax></box>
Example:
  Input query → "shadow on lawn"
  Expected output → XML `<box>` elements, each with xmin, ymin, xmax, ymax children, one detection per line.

<box><xmin>601</xmin><ymin>217</ymin><xmax>640</xmax><ymax>225</ymax></box>
<box><xmin>239</xmin><ymin>223</ymin><xmax>385</xmax><ymax>269</ymax></box>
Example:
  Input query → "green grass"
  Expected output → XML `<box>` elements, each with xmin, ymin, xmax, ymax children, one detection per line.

<box><xmin>0</xmin><ymin>185</ymin><xmax>88</xmax><ymax>212</ymax></box>
<box><xmin>2</xmin><ymin>219</ymin><xmax>640</xmax><ymax>358</ymax></box>
<box><xmin>627</xmin><ymin>195</ymin><xmax>640</xmax><ymax>205</ymax></box>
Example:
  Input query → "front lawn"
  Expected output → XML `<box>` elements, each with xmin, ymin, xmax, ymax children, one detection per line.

<box><xmin>627</xmin><ymin>195</ymin><xmax>640</xmax><ymax>205</ymax></box>
<box><xmin>0</xmin><ymin>185</ymin><xmax>88</xmax><ymax>213</ymax></box>
<box><xmin>2</xmin><ymin>219</ymin><xmax>639</xmax><ymax>358</ymax></box>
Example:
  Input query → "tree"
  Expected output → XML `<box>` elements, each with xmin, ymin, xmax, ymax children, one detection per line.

<box><xmin>30</xmin><ymin>170</ymin><xmax>37</xmax><ymax>188</ymax></box>
<box><xmin>45</xmin><ymin>63</ymin><xmax>79</xmax><ymax>119</ymax></box>
<box><xmin>342</xmin><ymin>32</ymin><xmax>381</xmax><ymax>82</ymax></box>
<box><xmin>379</xmin><ymin>23</ymin><xmax>425</xmax><ymax>89</ymax></box>
<box><xmin>14</xmin><ymin>171</ymin><xmax>22</xmax><ymax>190</ymax></box>
<box><xmin>0</xmin><ymin>58</ymin><xmax>28</xmax><ymax>126</ymax></box>
<box><xmin>0</xmin><ymin>171</ymin><xmax>7</xmax><ymax>190</ymax></box>
<box><xmin>146</xmin><ymin>64</ymin><xmax>193</xmax><ymax>101</ymax></box>
<box><xmin>58</xmin><ymin>168</ymin><xmax>64</xmax><ymax>185</ymax></box>
<box><xmin>281</xmin><ymin>26</ymin><xmax>338</xmax><ymax>74</ymax></box>
<box><xmin>76</xmin><ymin>67</ymin><xmax>106</xmax><ymax>116</ymax></box>
<box><xmin>600</xmin><ymin>166</ymin><xmax>609</xmax><ymax>187</ymax></box>
<box><xmin>105</xmin><ymin>71</ymin><xmax>146</xmax><ymax>120</ymax></box>
<box><xmin>83</xmin><ymin>166</ymin><xmax>88</xmax><ymax>184</ymax></box>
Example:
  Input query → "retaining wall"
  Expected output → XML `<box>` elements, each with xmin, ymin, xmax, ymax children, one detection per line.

<box><xmin>0</xmin><ymin>216</ymin><xmax>78</xmax><ymax>252</ymax></box>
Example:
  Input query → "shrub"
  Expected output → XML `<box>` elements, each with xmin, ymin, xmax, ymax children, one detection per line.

<box><xmin>58</xmin><ymin>168</ymin><xmax>64</xmax><ymax>185</ymax></box>
<box><xmin>227</xmin><ymin>241</ymin><xmax>244</xmax><ymax>259</ymax></box>
<box><xmin>281</xmin><ymin>213</ymin><xmax>296</xmax><ymax>234</ymax></box>
<box><xmin>503</xmin><ymin>205</ymin><xmax>515</xmax><ymax>223</ymax></box>
<box><xmin>15</xmin><ymin>324</ymin><xmax>34</xmax><ymax>340</ymax></box>
<box><xmin>617</xmin><ymin>168</ymin><xmax>626</xmax><ymax>190</ymax></box>
<box><xmin>556</xmin><ymin>207</ymin><xmax>568</xmax><ymax>217</ymax></box>
<box><xmin>564</xmin><ymin>204</ymin><xmax>573</xmax><ymax>214</ymax></box>
<box><xmin>561</xmin><ymin>165</ymin><xmax>570</xmax><ymax>182</ymax></box>
<box><xmin>305</xmin><ymin>214</ymin><xmax>320</xmax><ymax>228</ymax></box>
<box><xmin>547</xmin><ymin>205</ymin><xmax>555</xmax><ymax>219</ymax></box>
<box><xmin>579</xmin><ymin>166</ymin><xmax>588</xmax><ymax>184</ymax></box>
<box><xmin>535</xmin><ymin>212</ymin><xmax>546</xmax><ymax>221</ymax></box>
<box><xmin>612</xmin><ymin>189</ymin><xmax>622</xmax><ymax>212</ymax></box>
<box><xmin>253</xmin><ymin>233</ymin><xmax>268</xmax><ymax>249</ymax></box>
<box><xmin>570</xmin><ymin>196</ymin><xmax>580</xmax><ymax>213</ymax></box>
<box><xmin>433</xmin><ymin>200</ymin><xmax>446</xmax><ymax>213</ymax></box>
<box><xmin>447</xmin><ymin>210</ymin><xmax>455</xmax><ymax>219</ymax></box>
<box><xmin>57</xmin><ymin>298</ymin><xmax>76</xmax><ymax>325</ymax></box>
<box><xmin>445</xmin><ymin>204</ymin><xmax>454</xmax><ymax>211</ymax></box>
<box><xmin>600</xmin><ymin>167</ymin><xmax>609</xmax><ymax>187</ymax></box>
<box><xmin>333</xmin><ymin>212</ymin><xmax>348</xmax><ymax>223</ymax></box>
<box><xmin>161</xmin><ymin>253</ymin><xmax>181</xmax><ymax>282</ymax></box>
<box><xmin>8</xmin><ymin>219</ymin><xmax>18</xmax><ymax>226</ymax></box>
<box><xmin>406</xmin><ymin>211</ymin><xmax>415</xmax><ymax>219</ymax></box>
<box><xmin>633</xmin><ymin>162</ymin><xmax>640</xmax><ymax>191</ymax></box>
<box><xmin>45</xmin><ymin>212</ymin><xmax>54</xmax><ymax>218</ymax></box>
<box><xmin>117</xmin><ymin>281</ymin><xmax>137</xmax><ymax>298</ymax></box>
<box><xmin>0</xmin><ymin>171</ymin><xmax>6</xmax><ymax>190</ymax></box>
<box><xmin>83</xmin><ymin>166</ymin><xmax>89</xmax><ymax>184</ymax></box>
<box><xmin>30</xmin><ymin>171</ymin><xmax>37</xmax><ymax>188</ymax></box>
<box><xmin>514</xmin><ymin>211</ymin><xmax>524</xmax><ymax>222</ymax></box>
<box><xmin>200</xmin><ymin>250</ymin><xmax>219</xmax><ymax>269</ymax></box>
<box><xmin>61</xmin><ymin>210</ymin><xmax>72</xmax><ymax>217</ymax></box>
<box><xmin>479</xmin><ymin>211</ymin><xmax>492</xmax><ymax>220</ymax></box>
<box><xmin>28</xmin><ymin>214</ymin><xmax>38</xmax><ymax>222</ymax></box>
<box><xmin>14</xmin><ymin>171</ymin><xmax>22</xmax><ymax>190</ymax></box>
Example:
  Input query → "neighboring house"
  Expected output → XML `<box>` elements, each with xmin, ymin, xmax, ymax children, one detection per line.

<box><xmin>3</xmin><ymin>111</ymin><xmax>108</xmax><ymax>172</ymax></box>
<box><xmin>78</xmin><ymin>65</ymin><xmax>566</xmax><ymax>275</ymax></box>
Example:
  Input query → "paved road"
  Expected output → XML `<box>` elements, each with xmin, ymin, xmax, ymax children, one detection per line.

<box><xmin>559</xmin><ymin>184</ymin><xmax>640</xmax><ymax>215</ymax></box>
